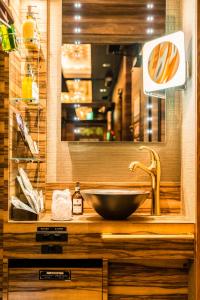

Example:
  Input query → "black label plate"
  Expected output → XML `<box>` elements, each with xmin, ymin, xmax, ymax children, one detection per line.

<box><xmin>37</xmin><ymin>227</ymin><xmax>67</xmax><ymax>232</ymax></box>
<box><xmin>39</xmin><ymin>270</ymin><xmax>71</xmax><ymax>281</ymax></box>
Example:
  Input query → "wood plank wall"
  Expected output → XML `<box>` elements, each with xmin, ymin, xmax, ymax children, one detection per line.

<box><xmin>62</xmin><ymin>0</ymin><xmax>166</xmax><ymax>43</ymax></box>
<box><xmin>7</xmin><ymin>0</ymin><xmax>47</xmax><ymax>219</ymax></box>
<box><xmin>45</xmin><ymin>182</ymin><xmax>181</xmax><ymax>214</ymax></box>
<box><xmin>0</xmin><ymin>51</ymin><xmax>9</xmax><ymax>300</ymax></box>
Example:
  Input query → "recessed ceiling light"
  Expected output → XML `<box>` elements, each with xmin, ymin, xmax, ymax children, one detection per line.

<box><xmin>74</xmin><ymin>27</ymin><xmax>81</xmax><ymax>33</ymax></box>
<box><xmin>147</xmin><ymin>117</ymin><xmax>153</xmax><ymax>121</ymax></box>
<box><xmin>74</xmin><ymin>104</ymin><xmax>80</xmax><ymax>108</ymax></box>
<box><xmin>74</xmin><ymin>15</ymin><xmax>81</xmax><ymax>21</ymax></box>
<box><xmin>146</xmin><ymin>104</ymin><xmax>153</xmax><ymax>109</ymax></box>
<box><xmin>147</xmin><ymin>3</ymin><xmax>154</xmax><ymax>9</ymax></box>
<box><xmin>74</xmin><ymin>2</ymin><xmax>82</xmax><ymax>8</ymax></box>
<box><xmin>100</xmin><ymin>88</ymin><xmax>107</xmax><ymax>93</ymax></box>
<box><xmin>147</xmin><ymin>129</ymin><xmax>153</xmax><ymax>134</ymax></box>
<box><xmin>147</xmin><ymin>15</ymin><xmax>154</xmax><ymax>22</ymax></box>
<box><xmin>74</xmin><ymin>40</ymin><xmax>81</xmax><ymax>45</ymax></box>
<box><xmin>102</xmin><ymin>63</ymin><xmax>111</xmax><ymax>68</ymax></box>
<box><xmin>146</xmin><ymin>28</ymin><xmax>154</xmax><ymax>34</ymax></box>
<box><xmin>74</xmin><ymin>78</ymin><xmax>80</xmax><ymax>83</ymax></box>
<box><xmin>74</xmin><ymin>128</ymin><xmax>80</xmax><ymax>134</ymax></box>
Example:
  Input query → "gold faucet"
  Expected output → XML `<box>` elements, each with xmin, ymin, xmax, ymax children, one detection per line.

<box><xmin>129</xmin><ymin>146</ymin><xmax>161</xmax><ymax>216</ymax></box>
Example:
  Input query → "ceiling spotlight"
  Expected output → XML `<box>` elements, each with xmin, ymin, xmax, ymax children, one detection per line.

<box><xmin>146</xmin><ymin>28</ymin><xmax>154</xmax><ymax>34</ymax></box>
<box><xmin>74</xmin><ymin>128</ymin><xmax>80</xmax><ymax>134</ymax></box>
<box><xmin>147</xmin><ymin>15</ymin><xmax>154</xmax><ymax>22</ymax></box>
<box><xmin>74</xmin><ymin>27</ymin><xmax>81</xmax><ymax>33</ymax></box>
<box><xmin>147</xmin><ymin>129</ymin><xmax>153</xmax><ymax>134</ymax></box>
<box><xmin>102</xmin><ymin>63</ymin><xmax>111</xmax><ymax>68</ymax></box>
<box><xmin>74</xmin><ymin>40</ymin><xmax>81</xmax><ymax>45</ymax></box>
<box><xmin>147</xmin><ymin>117</ymin><xmax>153</xmax><ymax>121</ymax></box>
<box><xmin>74</xmin><ymin>78</ymin><xmax>80</xmax><ymax>83</ymax></box>
<box><xmin>147</xmin><ymin>3</ymin><xmax>154</xmax><ymax>9</ymax></box>
<box><xmin>74</xmin><ymin>15</ymin><xmax>81</xmax><ymax>21</ymax></box>
<box><xmin>100</xmin><ymin>88</ymin><xmax>107</xmax><ymax>93</ymax></box>
<box><xmin>146</xmin><ymin>104</ymin><xmax>153</xmax><ymax>109</ymax></box>
<box><xmin>74</xmin><ymin>2</ymin><xmax>82</xmax><ymax>8</ymax></box>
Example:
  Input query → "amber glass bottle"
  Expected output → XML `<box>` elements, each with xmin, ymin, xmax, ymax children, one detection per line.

<box><xmin>72</xmin><ymin>182</ymin><xmax>84</xmax><ymax>215</ymax></box>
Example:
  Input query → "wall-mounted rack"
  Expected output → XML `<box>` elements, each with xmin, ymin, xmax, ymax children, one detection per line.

<box><xmin>0</xmin><ymin>0</ymin><xmax>14</xmax><ymax>28</ymax></box>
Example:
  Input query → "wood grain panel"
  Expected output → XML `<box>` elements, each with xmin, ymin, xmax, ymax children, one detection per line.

<box><xmin>8</xmin><ymin>0</ymin><xmax>47</xmax><ymax>220</ymax></box>
<box><xmin>45</xmin><ymin>182</ymin><xmax>181</xmax><ymax>214</ymax></box>
<box><xmin>8</xmin><ymin>266</ymin><xmax>102</xmax><ymax>300</ymax></box>
<box><xmin>0</xmin><ymin>50</ymin><xmax>9</xmax><ymax>300</ymax></box>
<box><xmin>108</xmin><ymin>260</ymin><xmax>190</xmax><ymax>299</ymax></box>
<box><xmin>4</xmin><ymin>232</ymin><xmax>194</xmax><ymax>260</ymax></box>
<box><xmin>62</xmin><ymin>0</ymin><xmax>166</xmax><ymax>43</ymax></box>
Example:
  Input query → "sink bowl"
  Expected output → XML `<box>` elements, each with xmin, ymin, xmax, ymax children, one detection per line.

<box><xmin>82</xmin><ymin>189</ymin><xmax>149</xmax><ymax>220</ymax></box>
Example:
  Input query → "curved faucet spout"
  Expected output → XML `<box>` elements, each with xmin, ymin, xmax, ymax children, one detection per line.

<box><xmin>129</xmin><ymin>147</ymin><xmax>161</xmax><ymax>216</ymax></box>
<box><xmin>129</xmin><ymin>161</ymin><xmax>153</xmax><ymax>176</ymax></box>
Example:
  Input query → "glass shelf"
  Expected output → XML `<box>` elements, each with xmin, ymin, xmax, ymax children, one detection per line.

<box><xmin>10</xmin><ymin>157</ymin><xmax>44</xmax><ymax>163</ymax></box>
<box><xmin>17</xmin><ymin>37</ymin><xmax>40</xmax><ymax>52</ymax></box>
<box><xmin>11</xmin><ymin>98</ymin><xmax>43</xmax><ymax>110</ymax></box>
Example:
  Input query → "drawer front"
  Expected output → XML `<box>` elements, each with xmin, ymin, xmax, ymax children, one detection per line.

<box><xmin>4</xmin><ymin>232</ymin><xmax>194</xmax><ymax>260</ymax></box>
<box><xmin>8</xmin><ymin>259</ymin><xmax>103</xmax><ymax>300</ymax></box>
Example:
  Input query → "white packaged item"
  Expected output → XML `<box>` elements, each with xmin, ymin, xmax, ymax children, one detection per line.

<box><xmin>51</xmin><ymin>189</ymin><xmax>72</xmax><ymax>221</ymax></box>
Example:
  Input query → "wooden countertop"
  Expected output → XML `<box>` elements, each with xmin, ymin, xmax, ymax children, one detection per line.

<box><xmin>4</xmin><ymin>212</ymin><xmax>195</xmax><ymax>236</ymax></box>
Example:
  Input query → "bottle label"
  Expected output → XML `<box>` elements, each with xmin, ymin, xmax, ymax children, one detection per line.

<box><xmin>72</xmin><ymin>199</ymin><xmax>83</xmax><ymax>214</ymax></box>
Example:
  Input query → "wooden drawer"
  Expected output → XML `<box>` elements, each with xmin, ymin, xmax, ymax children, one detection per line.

<box><xmin>4</xmin><ymin>232</ymin><xmax>194</xmax><ymax>260</ymax></box>
<box><xmin>8</xmin><ymin>259</ymin><xmax>103</xmax><ymax>300</ymax></box>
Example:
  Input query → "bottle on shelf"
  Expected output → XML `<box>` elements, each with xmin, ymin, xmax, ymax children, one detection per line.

<box><xmin>21</xmin><ymin>64</ymin><xmax>39</xmax><ymax>103</ymax></box>
<box><xmin>22</xmin><ymin>5</ymin><xmax>39</xmax><ymax>50</ymax></box>
<box><xmin>0</xmin><ymin>22</ymin><xmax>18</xmax><ymax>52</ymax></box>
<box><xmin>0</xmin><ymin>24</ymin><xmax>11</xmax><ymax>52</ymax></box>
<box><xmin>22</xmin><ymin>64</ymin><xmax>33</xmax><ymax>99</ymax></box>
<box><xmin>32</xmin><ymin>73</ymin><xmax>39</xmax><ymax>103</ymax></box>
<box><xmin>72</xmin><ymin>182</ymin><xmax>84</xmax><ymax>215</ymax></box>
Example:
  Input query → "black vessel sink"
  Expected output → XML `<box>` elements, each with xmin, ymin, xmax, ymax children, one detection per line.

<box><xmin>82</xmin><ymin>189</ymin><xmax>149</xmax><ymax>220</ymax></box>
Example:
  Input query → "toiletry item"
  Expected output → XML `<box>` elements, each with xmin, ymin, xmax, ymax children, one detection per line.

<box><xmin>22</xmin><ymin>6</ymin><xmax>39</xmax><ymax>49</ymax></box>
<box><xmin>51</xmin><ymin>190</ymin><xmax>72</xmax><ymax>220</ymax></box>
<box><xmin>22</xmin><ymin>64</ymin><xmax>33</xmax><ymax>99</ymax></box>
<box><xmin>0</xmin><ymin>23</ymin><xmax>11</xmax><ymax>52</ymax></box>
<box><xmin>32</xmin><ymin>74</ymin><xmax>39</xmax><ymax>103</ymax></box>
<box><xmin>16</xmin><ymin>168</ymin><xmax>44</xmax><ymax>214</ymax></box>
<box><xmin>7</xmin><ymin>24</ymin><xmax>18</xmax><ymax>50</ymax></box>
<box><xmin>72</xmin><ymin>182</ymin><xmax>84</xmax><ymax>215</ymax></box>
<box><xmin>15</xmin><ymin>113</ymin><xmax>39</xmax><ymax>155</ymax></box>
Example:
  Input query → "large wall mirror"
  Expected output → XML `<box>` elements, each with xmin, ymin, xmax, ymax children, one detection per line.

<box><xmin>61</xmin><ymin>0</ymin><xmax>166</xmax><ymax>142</ymax></box>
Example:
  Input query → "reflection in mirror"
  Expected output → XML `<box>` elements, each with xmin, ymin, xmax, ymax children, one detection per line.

<box><xmin>61</xmin><ymin>43</ymin><xmax>165</xmax><ymax>142</ymax></box>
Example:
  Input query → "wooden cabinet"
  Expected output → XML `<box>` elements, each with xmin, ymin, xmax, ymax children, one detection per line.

<box><xmin>108</xmin><ymin>260</ymin><xmax>190</xmax><ymax>300</ymax></box>
<box><xmin>3</xmin><ymin>223</ymin><xmax>195</xmax><ymax>299</ymax></box>
<box><xmin>8</xmin><ymin>259</ymin><xmax>103</xmax><ymax>300</ymax></box>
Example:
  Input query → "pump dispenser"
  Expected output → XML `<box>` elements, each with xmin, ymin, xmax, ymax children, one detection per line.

<box><xmin>22</xmin><ymin>6</ymin><xmax>39</xmax><ymax>49</ymax></box>
<box><xmin>22</xmin><ymin>64</ymin><xmax>33</xmax><ymax>99</ymax></box>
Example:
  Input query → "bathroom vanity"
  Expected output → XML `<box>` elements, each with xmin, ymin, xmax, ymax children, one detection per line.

<box><xmin>3</xmin><ymin>214</ymin><xmax>194</xmax><ymax>299</ymax></box>
<box><xmin>0</xmin><ymin>0</ymin><xmax>199</xmax><ymax>299</ymax></box>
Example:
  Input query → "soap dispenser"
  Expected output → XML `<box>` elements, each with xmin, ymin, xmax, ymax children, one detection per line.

<box><xmin>22</xmin><ymin>6</ymin><xmax>39</xmax><ymax>49</ymax></box>
<box><xmin>22</xmin><ymin>64</ymin><xmax>33</xmax><ymax>99</ymax></box>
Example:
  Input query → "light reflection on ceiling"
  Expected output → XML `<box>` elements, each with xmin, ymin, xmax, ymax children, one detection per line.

<box><xmin>61</xmin><ymin>44</ymin><xmax>91</xmax><ymax>78</ymax></box>
<box><xmin>61</xmin><ymin>79</ymin><xmax>92</xmax><ymax>103</ymax></box>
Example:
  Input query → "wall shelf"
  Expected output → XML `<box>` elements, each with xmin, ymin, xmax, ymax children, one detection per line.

<box><xmin>10</xmin><ymin>157</ymin><xmax>44</xmax><ymax>163</ymax></box>
<box><xmin>11</xmin><ymin>99</ymin><xmax>43</xmax><ymax>110</ymax></box>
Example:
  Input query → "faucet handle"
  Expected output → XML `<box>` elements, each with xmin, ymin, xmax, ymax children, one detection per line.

<box><xmin>139</xmin><ymin>146</ymin><xmax>160</xmax><ymax>164</ymax></box>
